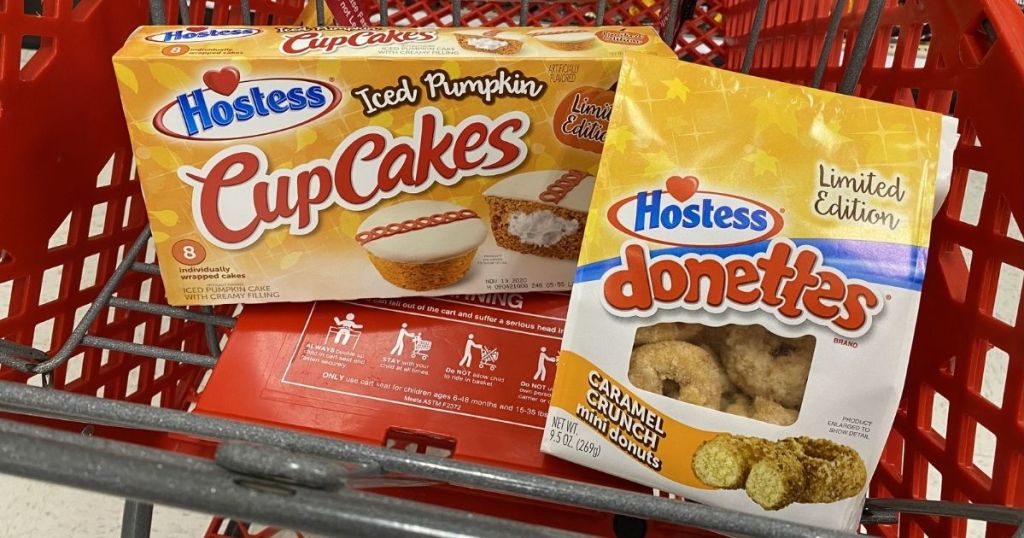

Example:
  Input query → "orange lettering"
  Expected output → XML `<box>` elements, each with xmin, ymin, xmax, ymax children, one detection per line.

<box><xmin>603</xmin><ymin>244</ymin><xmax>653</xmax><ymax>311</ymax></box>
<box><xmin>683</xmin><ymin>258</ymin><xmax>726</xmax><ymax>306</ymax></box>
<box><xmin>803</xmin><ymin>270</ymin><xmax>845</xmax><ymax>319</ymax></box>
<box><xmin>835</xmin><ymin>284</ymin><xmax>879</xmax><ymax>331</ymax></box>
<box><xmin>650</xmin><ymin>258</ymin><xmax>687</xmax><ymax>302</ymax></box>
<box><xmin>725</xmin><ymin>259</ymin><xmax>760</xmax><ymax>304</ymax></box>
<box><xmin>778</xmin><ymin>249</ymin><xmax>821</xmax><ymax>318</ymax></box>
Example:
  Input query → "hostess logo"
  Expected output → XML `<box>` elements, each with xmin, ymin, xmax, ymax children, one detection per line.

<box><xmin>153</xmin><ymin>67</ymin><xmax>341</xmax><ymax>141</ymax></box>
<box><xmin>145</xmin><ymin>26</ymin><xmax>261</xmax><ymax>43</ymax></box>
<box><xmin>608</xmin><ymin>175</ymin><xmax>783</xmax><ymax>247</ymax></box>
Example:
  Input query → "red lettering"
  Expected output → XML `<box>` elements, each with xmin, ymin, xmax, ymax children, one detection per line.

<box><xmin>725</xmin><ymin>259</ymin><xmax>760</xmax><ymax>304</ymax></box>
<box><xmin>682</xmin><ymin>258</ymin><xmax>726</xmax><ymax>307</ymax></box>
<box><xmin>253</xmin><ymin>177</ymin><xmax>297</xmax><ymax>223</ymax></box>
<box><xmin>296</xmin><ymin>167</ymin><xmax>332</xmax><ymax>230</ymax></box>
<box><xmin>184</xmin><ymin>151</ymin><xmax>262</xmax><ymax>245</ymax></box>
<box><xmin>756</xmin><ymin>241</ymin><xmax>796</xmax><ymax>307</ymax></box>
<box><xmin>379</xmin><ymin>144</ymin><xmax>416</xmax><ymax>190</ymax></box>
<box><xmin>803</xmin><ymin>270</ymin><xmax>845</xmax><ymax>320</ymax></box>
<box><xmin>179</xmin><ymin>107</ymin><xmax>529</xmax><ymax>248</ymax></box>
<box><xmin>599</xmin><ymin>239</ymin><xmax>883</xmax><ymax>337</ymax></box>
<box><xmin>325</xmin><ymin>36</ymin><xmax>346</xmax><ymax>52</ymax></box>
<box><xmin>415</xmin><ymin>112</ymin><xmax>456</xmax><ymax>183</ymax></box>
<box><xmin>335</xmin><ymin>133</ymin><xmax>386</xmax><ymax>205</ymax></box>
<box><xmin>280</xmin><ymin>31</ymin><xmax>318</xmax><ymax>54</ymax></box>
<box><xmin>453</xmin><ymin>123</ymin><xmax>488</xmax><ymax>169</ymax></box>
<box><xmin>835</xmin><ymin>284</ymin><xmax>878</xmax><ymax>332</ymax></box>
<box><xmin>485</xmin><ymin>118</ymin><xmax>526</xmax><ymax>170</ymax></box>
<box><xmin>649</xmin><ymin>259</ymin><xmax>687</xmax><ymax>302</ymax></box>
<box><xmin>603</xmin><ymin>244</ymin><xmax>653</xmax><ymax>311</ymax></box>
<box><xmin>281</xmin><ymin>31</ymin><xmax>437</xmax><ymax>55</ymax></box>
<box><xmin>778</xmin><ymin>249</ymin><xmax>821</xmax><ymax>318</ymax></box>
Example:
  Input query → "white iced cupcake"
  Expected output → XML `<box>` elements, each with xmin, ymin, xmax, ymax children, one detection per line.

<box><xmin>356</xmin><ymin>201</ymin><xmax>487</xmax><ymax>291</ymax></box>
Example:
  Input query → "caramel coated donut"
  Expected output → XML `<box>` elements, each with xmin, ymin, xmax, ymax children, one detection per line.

<box><xmin>692</xmin><ymin>434</ymin><xmax>867</xmax><ymax>510</ymax></box>
<box><xmin>783</xmin><ymin>437</ymin><xmax>867</xmax><ymax>503</ymax></box>
<box><xmin>628</xmin><ymin>341</ymin><xmax>724</xmax><ymax>408</ymax></box>
<box><xmin>745</xmin><ymin>450</ymin><xmax>806</xmax><ymax>510</ymax></box>
<box><xmin>721</xmin><ymin>325</ymin><xmax>815</xmax><ymax>408</ymax></box>
<box><xmin>751</xmin><ymin>397</ymin><xmax>798</xmax><ymax>426</ymax></box>
<box><xmin>691</xmin><ymin>434</ymin><xmax>772</xmax><ymax>489</ymax></box>
<box><xmin>634</xmin><ymin>322</ymin><xmax>703</xmax><ymax>346</ymax></box>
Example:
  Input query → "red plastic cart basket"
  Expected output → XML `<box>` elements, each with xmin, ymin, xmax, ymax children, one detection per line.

<box><xmin>0</xmin><ymin>0</ymin><xmax>1021</xmax><ymax>537</ymax></box>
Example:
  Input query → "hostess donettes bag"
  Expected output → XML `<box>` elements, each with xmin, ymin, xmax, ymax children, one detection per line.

<box><xmin>542</xmin><ymin>53</ymin><xmax>957</xmax><ymax>530</ymax></box>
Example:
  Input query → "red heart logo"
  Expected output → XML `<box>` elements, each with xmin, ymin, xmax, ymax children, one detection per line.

<box><xmin>666</xmin><ymin>175</ymin><xmax>699</xmax><ymax>203</ymax></box>
<box><xmin>203</xmin><ymin>67</ymin><xmax>240</xmax><ymax>96</ymax></box>
<box><xmin>186</xmin><ymin>26</ymin><xmax>207</xmax><ymax>32</ymax></box>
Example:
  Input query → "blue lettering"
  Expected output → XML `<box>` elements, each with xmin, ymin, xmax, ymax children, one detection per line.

<box><xmin>286</xmin><ymin>87</ymin><xmax>308</xmax><ymax>110</ymax></box>
<box><xmin>175</xmin><ymin>90</ymin><xmax>212</xmax><ymax>136</ymax></box>
<box><xmin>713</xmin><ymin>206</ymin><xmax>733</xmax><ymax>228</ymax></box>
<box><xmin>306</xmin><ymin>86</ymin><xmax>327</xmax><ymax>108</ymax></box>
<box><xmin>210</xmin><ymin>101</ymin><xmax>233</xmax><ymax>126</ymax></box>
<box><xmin>233</xmin><ymin>95</ymin><xmax>255</xmax><ymax>121</ymax></box>
<box><xmin>250</xmin><ymin>87</ymin><xmax>270</xmax><ymax>116</ymax></box>
<box><xmin>661</xmin><ymin>205</ymin><xmax>683</xmax><ymax>228</ymax></box>
<box><xmin>701</xmin><ymin>198</ymin><xmax>715</xmax><ymax>228</ymax></box>
<box><xmin>170</xmin><ymin>82</ymin><xmax>330</xmax><ymax>137</ymax></box>
<box><xmin>682</xmin><ymin>203</ymin><xmax>701</xmax><ymax>228</ymax></box>
<box><xmin>750</xmin><ymin>209</ymin><xmax>769</xmax><ymax>231</ymax></box>
<box><xmin>267</xmin><ymin>90</ymin><xmax>289</xmax><ymax>113</ymax></box>
<box><xmin>733</xmin><ymin>207</ymin><xmax>751</xmax><ymax>228</ymax></box>
<box><xmin>634</xmin><ymin>191</ymin><xmax>661</xmax><ymax>231</ymax></box>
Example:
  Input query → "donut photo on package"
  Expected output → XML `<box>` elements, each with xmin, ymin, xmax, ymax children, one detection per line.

<box><xmin>543</xmin><ymin>53</ymin><xmax>958</xmax><ymax>531</ymax></box>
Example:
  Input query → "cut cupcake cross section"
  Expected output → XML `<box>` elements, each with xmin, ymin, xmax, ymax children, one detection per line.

<box><xmin>484</xmin><ymin>169</ymin><xmax>596</xmax><ymax>260</ymax></box>
<box><xmin>454</xmin><ymin>29</ymin><xmax>525</xmax><ymax>55</ymax></box>
<box><xmin>357</xmin><ymin>200</ymin><xmax>487</xmax><ymax>291</ymax></box>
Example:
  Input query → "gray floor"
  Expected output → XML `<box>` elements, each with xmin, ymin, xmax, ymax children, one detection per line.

<box><xmin>3</xmin><ymin>48</ymin><xmax>1019</xmax><ymax>537</ymax></box>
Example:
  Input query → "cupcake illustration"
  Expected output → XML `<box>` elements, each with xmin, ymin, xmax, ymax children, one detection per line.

<box><xmin>356</xmin><ymin>201</ymin><xmax>487</xmax><ymax>291</ymax></box>
<box><xmin>454</xmin><ymin>29</ymin><xmax>525</xmax><ymax>55</ymax></box>
<box><xmin>528</xmin><ymin>29</ymin><xmax>596</xmax><ymax>51</ymax></box>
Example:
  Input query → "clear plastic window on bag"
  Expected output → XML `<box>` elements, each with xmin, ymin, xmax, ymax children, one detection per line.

<box><xmin>629</xmin><ymin>323</ymin><xmax>816</xmax><ymax>426</ymax></box>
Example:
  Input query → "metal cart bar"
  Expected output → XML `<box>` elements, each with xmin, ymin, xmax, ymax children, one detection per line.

<box><xmin>0</xmin><ymin>417</ymin><xmax>585</xmax><ymax>538</ymax></box>
<box><xmin>838</xmin><ymin>0</ymin><xmax>884</xmax><ymax>94</ymax></box>
<box><xmin>812</xmin><ymin>0</ymin><xmax>846</xmax><ymax>89</ymax></box>
<box><xmin>0</xmin><ymin>380</ymin><xmax>858</xmax><ymax>538</ymax></box>
<box><xmin>121</xmin><ymin>501</ymin><xmax>154</xmax><ymax>538</ymax></box>
<box><xmin>107</xmin><ymin>297</ymin><xmax>235</xmax><ymax>328</ymax></box>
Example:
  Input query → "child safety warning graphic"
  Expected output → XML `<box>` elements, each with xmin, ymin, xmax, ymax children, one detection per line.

<box><xmin>278</xmin><ymin>293</ymin><xmax>568</xmax><ymax>428</ymax></box>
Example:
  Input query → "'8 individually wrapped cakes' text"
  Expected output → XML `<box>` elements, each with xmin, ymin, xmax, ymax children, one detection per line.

<box><xmin>113</xmin><ymin>26</ymin><xmax>675</xmax><ymax>305</ymax></box>
<box><xmin>542</xmin><ymin>53</ymin><xmax>958</xmax><ymax>530</ymax></box>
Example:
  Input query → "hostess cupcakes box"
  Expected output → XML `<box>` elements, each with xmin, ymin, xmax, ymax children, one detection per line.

<box><xmin>113</xmin><ymin>26</ymin><xmax>675</xmax><ymax>305</ymax></box>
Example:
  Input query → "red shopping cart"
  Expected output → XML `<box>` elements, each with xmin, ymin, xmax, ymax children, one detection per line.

<box><xmin>0</xmin><ymin>0</ymin><xmax>1021</xmax><ymax>537</ymax></box>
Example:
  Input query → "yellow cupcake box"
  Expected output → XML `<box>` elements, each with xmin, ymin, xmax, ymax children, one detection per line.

<box><xmin>542</xmin><ymin>54</ymin><xmax>958</xmax><ymax>530</ymax></box>
<box><xmin>113</xmin><ymin>26</ymin><xmax>675</xmax><ymax>305</ymax></box>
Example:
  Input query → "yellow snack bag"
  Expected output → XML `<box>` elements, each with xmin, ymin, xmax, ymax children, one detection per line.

<box><xmin>542</xmin><ymin>53</ymin><xmax>958</xmax><ymax>530</ymax></box>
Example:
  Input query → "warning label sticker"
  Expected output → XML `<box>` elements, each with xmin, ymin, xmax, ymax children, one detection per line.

<box><xmin>279</xmin><ymin>294</ymin><xmax>567</xmax><ymax>429</ymax></box>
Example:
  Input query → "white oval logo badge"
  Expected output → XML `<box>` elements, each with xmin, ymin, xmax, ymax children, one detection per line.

<box><xmin>153</xmin><ymin>68</ymin><xmax>341</xmax><ymax>141</ymax></box>
<box><xmin>608</xmin><ymin>176</ymin><xmax>783</xmax><ymax>247</ymax></box>
<box><xmin>145</xmin><ymin>27</ymin><xmax>262</xmax><ymax>43</ymax></box>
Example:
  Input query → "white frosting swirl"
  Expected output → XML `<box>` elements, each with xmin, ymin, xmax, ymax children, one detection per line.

<box><xmin>467</xmin><ymin>37</ymin><xmax>506</xmax><ymax>51</ymax></box>
<box><xmin>508</xmin><ymin>210</ymin><xmax>580</xmax><ymax>247</ymax></box>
